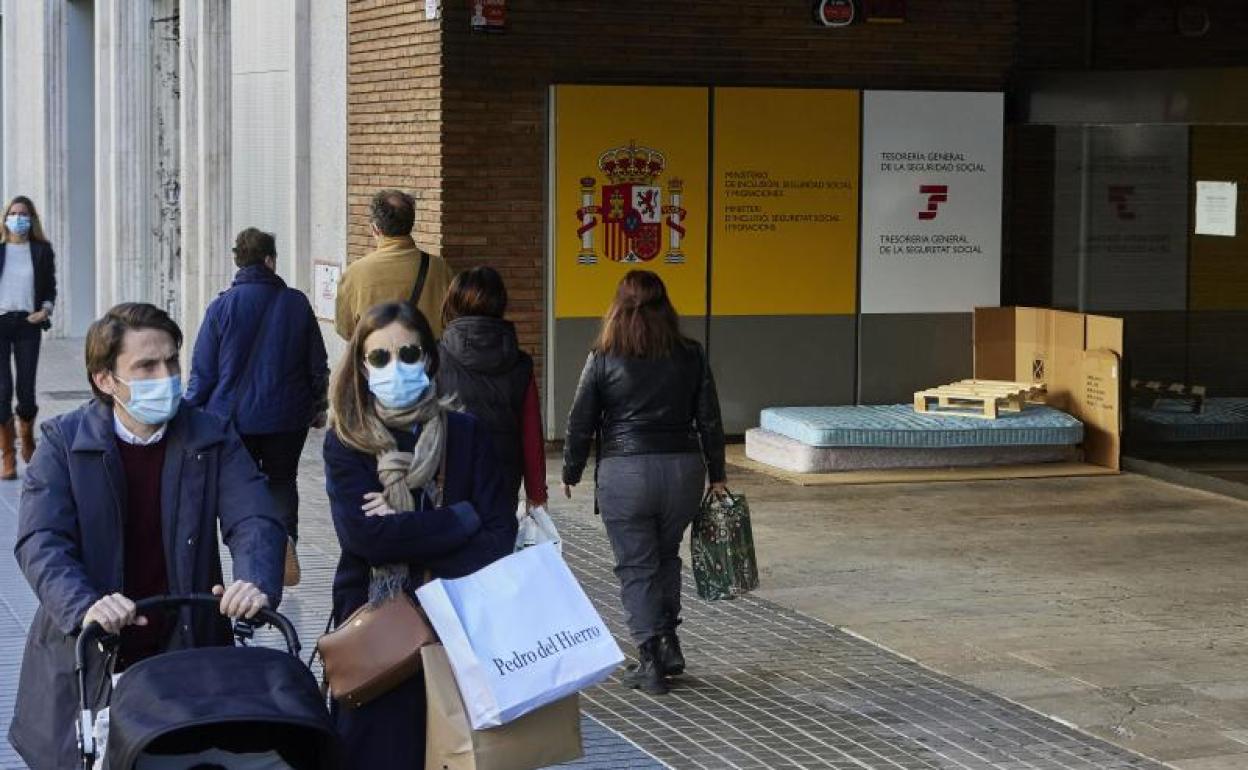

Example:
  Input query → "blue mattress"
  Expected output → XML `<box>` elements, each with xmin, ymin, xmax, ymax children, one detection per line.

<box><xmin>760</xmin><ymin>405</ymin><xmax>1084</xmax><ymax>449</ymax></box>
<box><xmin>1129</xmin><ymin>398</ymin><xmax>1248</xmax><ymax>443</ymax></box>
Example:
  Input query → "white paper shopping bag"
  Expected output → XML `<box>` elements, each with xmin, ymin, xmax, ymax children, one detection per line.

<box><xmin>417</xmin><ymin>543</ymin><xmax>623</xmax><ymax>729</ymax></box>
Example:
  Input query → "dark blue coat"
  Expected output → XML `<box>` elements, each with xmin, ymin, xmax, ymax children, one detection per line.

<box><xmin>185</xmin><ymin>265</ymin><xmax>329</xmax><ymax>435</ymax></box>
<box><xmin>8</xmin><ymin>400</ymin><xmax>287</xmax><ymax>770</ymax></box>
<box><xmin>323</xmin><ymin>410</ymin><xmax>517</xmax><ymax>768</ymax></box>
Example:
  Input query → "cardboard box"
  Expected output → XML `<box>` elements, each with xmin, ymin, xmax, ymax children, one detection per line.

<box><xmin>974</xmin><ymin>307</ymin><xmax>1123</xmax><ymax>470</ymax></box>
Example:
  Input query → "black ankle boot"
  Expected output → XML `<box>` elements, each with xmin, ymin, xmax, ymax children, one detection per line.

<box><xmin>657</xmin><ymin>632</ymin><xmax>685</xmax><ymax>676</ymax></box>
<box><xmin>622</xmin><ymin>638</ymin><xmax>669</xmax><ymax>695</ymax></box>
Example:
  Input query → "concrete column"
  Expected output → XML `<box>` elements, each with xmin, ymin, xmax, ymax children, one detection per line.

<box><xmin>180</xmin><ymin>0</ymin><xmax>232</xmax><ymax>354</ymax></box>
<box><xmin>151</xmin><ymin>0</ymin><xmax>181</xmax><ymax>319</ymax></box>
<box><xmin>309</xmin><ymin>0</ymin><xmax>349</xmax><ymax>364</ymax></box>
<box><xmin>95</xmin><ymin>0</ymin><xmax>183</xmax><ymax>319</ymax></box>
<box><xmin>288</xmin><ymin>0</ymin><xmax>311</xmax><ymax>293</ymax></box>
<box><xmin>94</xmin><ymin>0</ymin><xmax>154</xmax><ymax>311</ymax></box>
<box><xmin>2</xmin><ymin>0</ymin><xmax>73</xmax><ymax>335</ymax></box>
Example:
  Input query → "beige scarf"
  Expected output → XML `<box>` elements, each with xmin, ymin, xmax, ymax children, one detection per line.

<box><xmin>367</xmin><ymin>385</ymin><xmax>453</xmax><ymax>604</ymax></box>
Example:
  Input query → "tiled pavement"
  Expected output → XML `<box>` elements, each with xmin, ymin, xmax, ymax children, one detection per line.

<box><xmin>0</xmin><ymin>339</ymin><xmax>1173</xmax><ymax>769</ymax></box>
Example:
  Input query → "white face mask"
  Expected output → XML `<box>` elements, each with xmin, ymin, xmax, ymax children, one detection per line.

<box><xmin>114</xmin><ymin>373</ymin><xmax>182</xmax><ymax>426</ymax></box>
<box><xmin>367</xmin><ymin>360</ymin><xmax>430</xmax><ymax>409</ymax></box>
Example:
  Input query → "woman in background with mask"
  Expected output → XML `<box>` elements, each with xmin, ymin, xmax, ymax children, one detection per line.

<box><xmin>0</xmin><ymin>196</ymin><xmax>57</xmax><ymax>480</ymax></box>
<box><xmin>322</xmin><ymin>301</ymin><xmax>516</xmax><ymax>767</ymax></box>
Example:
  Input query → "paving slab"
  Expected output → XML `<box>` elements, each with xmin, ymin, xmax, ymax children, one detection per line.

<box><xmin>0</xmin><ymin>339</ymin><xmax>1180</xmax><ymax>769</ymax></box>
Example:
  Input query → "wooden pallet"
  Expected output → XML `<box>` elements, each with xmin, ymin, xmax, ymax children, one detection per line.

<box><xmin>914</xmin><ymin>380</ymin><xmax>1047</xmax><ymax>419</ymax></box>
<box><xmin>1129</xmin><ymin>379</ymin><xmax>1206</xmax><ymax>413</ymax></box>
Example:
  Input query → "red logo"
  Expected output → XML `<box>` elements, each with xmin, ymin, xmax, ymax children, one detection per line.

<box><xmin>1108</xmin><ymin>185</ymin><xmax>1136</xmax><ymax>220</ymax></box>
<box><xmin>815</xmin><ymin>0</ymin><xmax>855</xmax><ymax>27</ymax></box>
<box><xmin>917</xmin><ymin>184</ymin><xmax>948</xmax><ymax>220</ymax></box>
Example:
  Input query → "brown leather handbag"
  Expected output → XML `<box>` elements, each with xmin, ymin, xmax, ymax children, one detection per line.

<box><xmin>317</xmin><ymin>456</ymin><xmax>446</xmax><ymax>709</ymax></box>
<box><xmin>317</xmin><ymin>591</ymin><xmax>437</xmax><ymax>709</ymax></box>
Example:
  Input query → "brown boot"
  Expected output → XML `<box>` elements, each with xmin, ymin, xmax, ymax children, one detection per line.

<box><xmin>0</xmin><ymin>420</ymin><xmax>16</xmax><ymax>481</ymax></box>
<box><xmin>283</xmin><ymin>537</ymin><xmax>302</xmax><ymax>587</ymax></box>
<box><xmin>16</xmin><ymin>418</ymin><xmax>35</xmax><ymax>464</ymax></box>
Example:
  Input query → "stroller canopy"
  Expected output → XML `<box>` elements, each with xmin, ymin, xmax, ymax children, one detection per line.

<box><xmin>106</xmin><ymin>646</ymin><xmax>337</xmax><ymax>770</ymax></box>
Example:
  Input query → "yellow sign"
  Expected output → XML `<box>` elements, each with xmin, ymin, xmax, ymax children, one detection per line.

<box><xmin>712</xmin><ymin>88</ymin><xmax>860</xmax><ymax>316</ymax></box>
<box><xmin>552</xmin><ymin>86</ymin><xmax>709</xmax><ymax>319</ymax></box>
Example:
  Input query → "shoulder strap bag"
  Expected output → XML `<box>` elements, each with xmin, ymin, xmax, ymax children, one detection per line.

<box><xmin>314</xmin><ymin>452</ymin><xmax>446</xmax><ymax>709</ymax></box>
<box><xmin>408</xmin><ymin>251</ymin><xmax>431</xmax><ymax>307</ymax></box>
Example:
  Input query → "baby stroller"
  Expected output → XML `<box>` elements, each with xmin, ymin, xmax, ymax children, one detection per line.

<box><xmin>75</xmin><ymin>594</ymin><xmax>339</xmax><ymax>770</ymax></box>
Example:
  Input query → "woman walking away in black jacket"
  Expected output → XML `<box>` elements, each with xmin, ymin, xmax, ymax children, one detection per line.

<box><xmin>562</xmin><ymin>270</ymin><xmax>727</xmax><ymax>696</ymax></box>
<box><xmin>0</xmin><ymin>196</ymin><xmax>57</xmax><ymax>480</ymax></box>
<box><xmin>437</xmin><ymin>266</ymin><xmax>548</xmax><ymax>511</ymax></box>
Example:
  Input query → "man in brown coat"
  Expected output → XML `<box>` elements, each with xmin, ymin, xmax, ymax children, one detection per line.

<box><xmin>335</xmin><ymin>190</ymin><xmax>453</xmax><ymax>340</ymax></box>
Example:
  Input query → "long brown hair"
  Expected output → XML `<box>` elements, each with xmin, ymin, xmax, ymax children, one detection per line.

<box><xmin>330</xmin><ymin>302</ymin><xmax>440</xmax><ymax>454</ymax></box>
<box><xmin>1</xmin><ymin>196</ymin><xmax>49</xmax><ymax>243</ymax></box>
<box><xmin>593</xmin><ymin>270</ymin><xmax>684</xmax><ymax>359</ymax></box>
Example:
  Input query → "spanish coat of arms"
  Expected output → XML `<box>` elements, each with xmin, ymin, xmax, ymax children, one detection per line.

<box><xmin>574</xmin><ymin>141</ymin><xmax>687</xmax><ymax>265</ymax></box>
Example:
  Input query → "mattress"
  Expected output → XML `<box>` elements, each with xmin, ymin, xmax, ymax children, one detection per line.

<box><xmin>746</xmin><ymin>428</ymin><xmax>1081</xmax><ymax>473</ymax></box>
<box><xmin>1128</xmin><ymin>398</ymin><xmax>1248</xmax><ymax>443</ymax></box>
<box><xmin>759</xmin><ymin>405</ymin><xmax>1084</xmax><ymax>449</ymax></box>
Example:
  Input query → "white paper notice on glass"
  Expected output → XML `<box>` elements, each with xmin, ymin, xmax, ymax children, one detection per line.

<box><xmin>1195</xmin><ymin>181</ymin><xmax>1237</xmax><ymax>237</ymax></box>
<box><xmin>313</xmin><ymin>263</ymin><xmax>341</xmax><ymax>321</ymax></box>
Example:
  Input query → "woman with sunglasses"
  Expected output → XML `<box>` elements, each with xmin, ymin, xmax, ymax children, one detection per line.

<box><xmin>322</xmin><ymin>301</ymin><xmax>516</xmax><ymax>767</ymax></box>
<box><xmin>0</xmin><ymin>196</ymin><xmax>57</xmax><ymax>480</ymax></box>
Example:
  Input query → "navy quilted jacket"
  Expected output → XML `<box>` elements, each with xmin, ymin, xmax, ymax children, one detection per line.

<box><xmin>185</xmin><ymin>265</ymin><xmax>329</xmax><ymax>434</ymax></box>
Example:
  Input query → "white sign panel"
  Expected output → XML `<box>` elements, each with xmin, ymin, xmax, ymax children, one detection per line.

<box><xmin>313</xmin><ymin>262</ymin><xmax>341</xmax><ymax>321</ymax></box>
<box><xmin>1051</xmin><ymin>126</ymin><xmax>1189</xmax><ymax>312</ymax></box>
<box><xmin>860</xmin><ymin>91</ymin><xmax>1003</xmax><ymax>314</ymax></box>
<box><xmin>1196</xmin><ymin>180</ymin><xmax>1238</xmax><ymax>237</ymax></box>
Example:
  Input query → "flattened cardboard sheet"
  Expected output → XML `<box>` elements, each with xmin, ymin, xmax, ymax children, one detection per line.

<box><xmin>974</xmin><ymin>306</ymin><xmax>1123</xmax><ymax>470</ymax></box>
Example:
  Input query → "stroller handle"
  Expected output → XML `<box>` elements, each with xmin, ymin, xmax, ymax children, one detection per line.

<box><xmin>73</xmin><ymin>594</ymin><xmax>302</xmax><ymax>770</ymax></box>
<box><xmin>75</xmin><ymin>593</ymin><xmax>302</xmax><ymax>673</ymax></box>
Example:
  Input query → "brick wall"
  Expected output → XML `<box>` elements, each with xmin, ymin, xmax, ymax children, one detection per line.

<box><xmin>1018</xmin><ymin>0</ymin><xmax>1248</xmax><ymax>70</ymax></box>
<box><xmin>431</xmin><ymin>0</ymin><xmax>1019</xmax><ymax>382</ymax></box>
<box><xmin>1095</xmin><ymin>0</ymin><xmax>1248</xmax><ymax>69</ymax></box>
<box><xmin>347</xmin><ymin>1</ymin><xmax>443</xmax><ymax>258</ymax></box>
<box><xmin>1016</xmin><ymin>0</ymin><xmax>1089</xmax><ymax>70</ymax></box>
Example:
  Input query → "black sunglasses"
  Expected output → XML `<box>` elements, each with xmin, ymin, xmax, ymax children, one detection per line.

<box><xmin>365</xmin><ymin>344</ymin><xmax>423</xmax><ymax>369</ymax></box>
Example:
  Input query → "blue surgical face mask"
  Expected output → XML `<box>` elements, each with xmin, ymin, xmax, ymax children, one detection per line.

<box><xmin>115</xmin><ymin>374</ymin><xmax>182</xmax><ymax>426</ymax></box>
<box><xmin>6</xmin><ymin>215</ymin><xmax>31</xmax><ymax>236</ymax></box>
<box><xmin>367</xmin><ymin>360</ymin><xmax>430</xmax><ymax>409</ymax></box>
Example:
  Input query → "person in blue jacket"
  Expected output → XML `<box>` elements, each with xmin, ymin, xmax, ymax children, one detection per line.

<box><xmin>185</xmin><ymin>228</ymin><xmax>328</xmax><ymax>586</ymax></box>
<box><xmin>323</xmin><ymin>301</ymin><xmax>516</xmax><ymax>767</ymax></box>
<box><xmin>8</xmin><ymin>302</ymin><xmax>284</xmax><ymax>770</ymax></box>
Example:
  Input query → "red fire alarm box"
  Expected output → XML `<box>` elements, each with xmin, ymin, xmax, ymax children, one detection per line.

<box><xmin>815</xmin><ymin>0</ymin><xmax>855</xmax><ymax>27</ymax></box>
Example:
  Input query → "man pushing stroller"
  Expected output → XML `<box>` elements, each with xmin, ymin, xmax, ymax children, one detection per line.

<box><xmin>7</xmin><ymin>303</ymin><xmax>287</xmax><ymax>770</ymax></box>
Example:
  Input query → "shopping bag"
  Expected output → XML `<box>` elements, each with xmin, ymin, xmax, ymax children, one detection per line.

<box><xmin>514</xmin><ymin>503</ymin><xmax>562</xmax><ymax>553</ymax></box>
<box><xmin>416</xmin><ymin>543</ymin><xmax>623</xmax><ymax>729</ymax></box>
<box><xmin>424</xmin><ymin>644</ymin><xmax>583</xmax><ymax>770</ymax></box>
<box><xmin>690</xmin><ymin>489</ymin><xmax>760</xmax><ymax>601</ymax></box>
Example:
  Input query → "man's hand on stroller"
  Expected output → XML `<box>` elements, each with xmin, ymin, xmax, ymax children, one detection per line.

<box><xmin>84</xmin><ymin>593</ymin><xmax>148</xmax><ymax>635</ymax></box>
<box><xmin>212</xmin><ymin>581</ymin><xmax>270</xmax><ymax>620</ymax></box>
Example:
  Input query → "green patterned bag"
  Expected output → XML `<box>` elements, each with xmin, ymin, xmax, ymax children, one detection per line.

<box><xmin>690</xmin><ymin>489</ymin><xmax>759</xmax><ymax>601</ymax></box>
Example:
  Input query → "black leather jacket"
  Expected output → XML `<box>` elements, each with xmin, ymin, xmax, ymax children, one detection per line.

<box><xmin>562</xmin><ymin>340</ymin><xmax>726</xmax><ymax>485</ymax></box>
